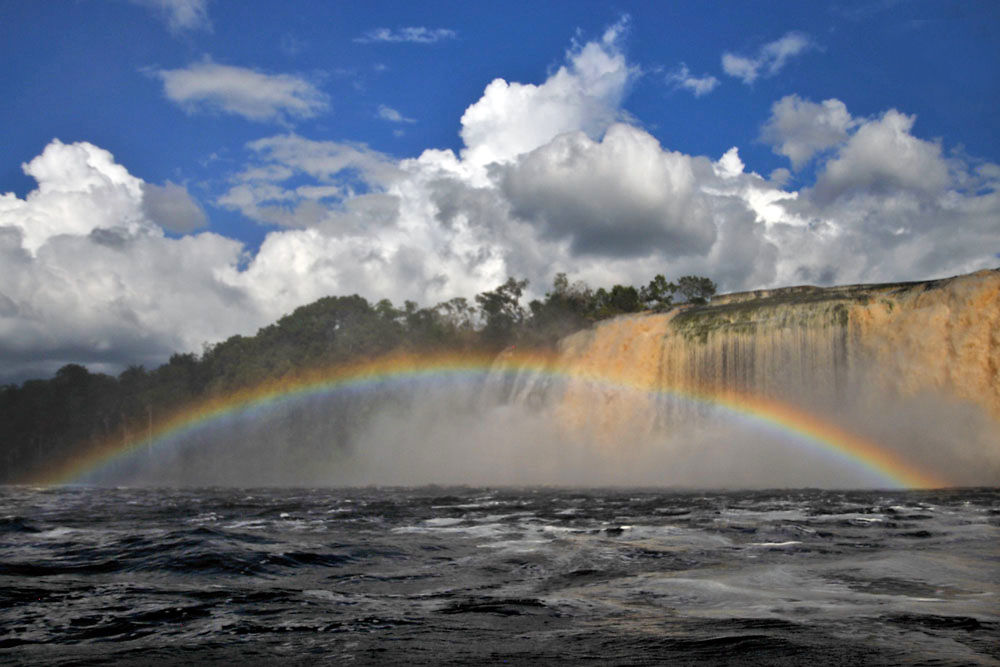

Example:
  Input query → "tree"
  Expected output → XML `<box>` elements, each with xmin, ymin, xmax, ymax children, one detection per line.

<box><xmin>676</xmin><ymin>275</ymin><xmax>717</xmax><ymax>305</ymax></box>
<box><xmin>608</xmin><ymin>284</ymin><xmax>642</xmax><ymax>314</ymax></box>
<box><xmin>403</xmin><ymin>300</ymin><xmax>450</xmax><ymax>349</ymax></box>
<box><xmin>640</xmin><ymin>274</ymin><xmax>677</xmax><ymax>311</ymax></box>
<box><xmin>522</xmin><ymin>273</ymin><xmax>597</xmax><ymax>346</ymax></box>
<box><xmin>375</xmin><ymin>298</ymin><xmax>402</xmax><ymax>323</ymax></box>
<box><xmin>55</xmin><ymin>363</ymin><xmax>91</xmax><ymax>387</ymax></box>
<box><xmin>435</xmin><ymin>297</ymin><xmax>476</xmax><ymax>342</ymax></box>
<box><xmin>0</xmin><ymin>268</ymin><xmax>726</xmax><ymax>483</ymax></box>
<box><xmin>475</xmin><ymin>277</ymin><xmax>528</xmax><ymax>348</ymax></box>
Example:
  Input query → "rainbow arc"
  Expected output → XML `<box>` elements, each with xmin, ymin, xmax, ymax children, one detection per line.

<box><xmin>36</xmin><ymin>351</ymin><xmax>948</xmax><ymax>488</ymax></box>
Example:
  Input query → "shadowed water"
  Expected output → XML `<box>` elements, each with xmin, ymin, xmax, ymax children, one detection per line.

<box><xmin>2</xmin><ymin>486</ymin><xmax>997</xmax><ymax>665</ymax></box>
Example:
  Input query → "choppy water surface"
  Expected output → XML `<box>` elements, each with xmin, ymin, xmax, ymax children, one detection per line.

<box><xmin>1</xmin><ymin>486</ymin><xmax>997</xmax><ymax>665</ymax></box>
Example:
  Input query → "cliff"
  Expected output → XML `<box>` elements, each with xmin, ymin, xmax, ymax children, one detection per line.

<box><xmin>493</xmin><ymin>269</ymin><xmax>1000</xmax><ymax>486</ymax></box>
<box><xmin>672</xmin><ymin>268</ymin><xmax>1000</xmax><ymax>418</ymax></box>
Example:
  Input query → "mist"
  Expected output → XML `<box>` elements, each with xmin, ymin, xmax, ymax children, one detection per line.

<box><xmin>327</xmin><ymin>377</ymin><xmax>999</xmax><ymax>489</ymax></box>
<box><xmin>84</xmin><ymin>270</ymin><xmax>1000</xmax><ymax>489</ymax></box>
<box><xmin>83</xmin><ymin>368</ymin><xmax>999</xmax><ymax>489</ymax></box>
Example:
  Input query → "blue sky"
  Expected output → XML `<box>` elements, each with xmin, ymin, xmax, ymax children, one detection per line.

<box><xmin>1</xmin><ymin>1</ymin><xmax>998</xmax><ymax>381</ymax></box>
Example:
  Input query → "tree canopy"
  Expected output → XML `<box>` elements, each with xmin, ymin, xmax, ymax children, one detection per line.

<box><xmin>0</xmin><ymin>271</ymin><xmax>716</xmax><ymax>482</ymax></box>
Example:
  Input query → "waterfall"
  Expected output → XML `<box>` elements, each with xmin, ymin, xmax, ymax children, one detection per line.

<box><xmin>330</xmin><ymin>268</ymin><xmax>998</xmax><ymax>488</ymax></box>
<box><xmin>493</xmin><ymin>269</ymin><xmax>1000</xmax><ymax>451</ymax></box>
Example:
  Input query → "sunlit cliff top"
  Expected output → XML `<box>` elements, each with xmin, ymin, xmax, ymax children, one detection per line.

<box><xmin>709</xmin><ymin>268</ymin><xmax>999</xmax><ymax>308</ymax></box>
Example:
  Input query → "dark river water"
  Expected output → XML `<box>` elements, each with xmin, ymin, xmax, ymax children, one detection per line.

<box><xmin>1</xmin><ymin>486</ymin><xmax>997</xmax><ymax>665</ymax></box>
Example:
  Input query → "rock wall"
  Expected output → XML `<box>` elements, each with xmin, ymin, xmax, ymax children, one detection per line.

<box><xmin>495</xmin><ymin>269</ymin><xmax>1000</xmax><ymax>448</ymax></box>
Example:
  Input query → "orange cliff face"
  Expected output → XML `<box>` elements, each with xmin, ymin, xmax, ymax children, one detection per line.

<box><xmin>498</xmin><ymin>269</ymin><xmax>1000</xmax><ymax>455</ymax></box>
<box><xmin>551</xmin><ymin>313</ymin><xmax>677</xmax><ymax>442</ymax></box>
<box><xmin>850</xmin><ymin>269</ymin><xmax>1000</xmax><ymax>421</ymax></box>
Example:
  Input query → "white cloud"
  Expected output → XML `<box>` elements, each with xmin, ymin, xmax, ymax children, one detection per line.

<box><xmin>498</xmin><ymin>124</ymin><xmax>718</xmax><ymax>257</ymax></box>
<box><xmin>130</xmin><ymin>0</ymin><xmax>211</xmax><ymax>33</ymax></box>
<box><xmin>377</xmin><ymin>105</ymin><xmax>415</xmax><ymax>124</ymax></box>
<box><xmin>722</xmin><ymin>31</ymin><xmax>814</xmax><ymax>84</ymax></box>
<box><xmin>4</xmin><ymin>27</ymin><xmax>998</xmax><ymax>384</ymax></box>
<box><xmin>812</xmin><ymin>109</ymin><xmax>950</xmax><ymax>204</ymax></box>
<box><xmin>242</xmin><ymin>134</ymin><xmax>400</xmax><ymax>185</ymax></box>
<box><xmin>217</xmin><ymin>134</ymin><xmax>402</xmax><ymax>228</ymax></box>
<box><xmin>667</xmin><ymin>64</ymin><xmax>719</xmax><ymax>97</ymax></box>
<box><xmin>279</xmin><ymin>33</ymin><xmax>306</xmax><ymax>56</ymax></box>
<box><xmin>761</xmin><ymin>95</ymin><xmax>858</xmax><ymax>169</ymax></box>
<box><xmin>755</xmin><ymin>96</ymin><xmax>991</xmax><ymax>285</ymax></box>
<box><xmin>141</xmin><ymin>181</ymin><xmax>207</xmax><ymax>232</ymax></box>
<box><xmin>459</xmin><ymin>20</ymin><xmax>636</xmax><ymax>169</ymax></box>
<box><xmin>769</xmin><ymin>102</ymin><xmax>997</xmax><ymax>283</ymax></box>
<box><xmin>0</xmin><ymin>139</ymin><xmax>151</xmax><ymax>255</ymax></box>
<box><xmin>0</xmin><ymin>140</ymin><xmax>264</xmax><ymax>382</ymax></box>
<box><xmin>156</xmin><ymin>61</ymin><xmax>328</xmax><ymax>123</ymax></box>
<box><xmin>714</xmin><ymin>147</ymin><xmax>746</xmax><ymax>179</ymax></box>
<box><xmin>355</xmin><ymin>27</ymin><xmax>457</xmax><ymax>44</ymax></box>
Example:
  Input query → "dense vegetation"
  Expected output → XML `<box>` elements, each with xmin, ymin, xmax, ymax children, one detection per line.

<box><xmin>0</xmin><ymin>273</ymin><xmax>715</xmax><ymax>482</ymax></box>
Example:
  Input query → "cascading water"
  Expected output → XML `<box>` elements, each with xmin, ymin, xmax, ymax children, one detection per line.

<box><xmin>488</xmin><ymin>269</ymin><xmax>1000</xmax><ymax>484</ymax></box>
<box><xmin>54</xmin><ymin>269</ymin><xmax>1000</xmax><ymax>488</ymax></box>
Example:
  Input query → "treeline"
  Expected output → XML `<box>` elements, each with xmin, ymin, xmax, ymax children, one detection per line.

<box><xmin>0</xmin><ymin>273</ymin><xmax>715</xmax><ymax>482</ymax></box>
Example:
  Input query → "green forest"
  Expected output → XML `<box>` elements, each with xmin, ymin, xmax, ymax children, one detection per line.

<box><xmin>0</xmin><ymin>274</ymin><xmax>715</xmax><ymax>483</ymax></box>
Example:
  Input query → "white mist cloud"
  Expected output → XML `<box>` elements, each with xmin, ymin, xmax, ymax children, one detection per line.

<box><xmin>130</xmin><ymin>0</ymin><xmax>210</xmax><ymax>33</ymax></box>
<box><xmin>376</xmin><ymin>104</ymin><xmax>416</xmax><ymax>124</ymax></box>
<box><xmin>156</xmin><ymin>61</ymin><xmax>328</xmax><ymax>123</ymax></box>
<box><xmin>667</xmin><ymin>64</ymin><xmax>719</xmax><ymax>97</ymax></box>
<box><xmin>217</xmin><ymin>134</ymin><xmax>402</xmax><ymax>228</ymax></box>
<box><xmin>723</xmin><ymin>31</ymin><xmax>814</xmax><ymax>84</ymax></box>
<box><xmin>355</xmin><ymin>27</ymin><xmax>457</xmax><ymax>44</ymax></box>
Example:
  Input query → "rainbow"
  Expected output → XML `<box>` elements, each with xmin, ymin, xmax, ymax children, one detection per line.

<box><xmin>34</xmin><ymin>351</ymin><xmax>948</xmax><ymax>488</ymax></box>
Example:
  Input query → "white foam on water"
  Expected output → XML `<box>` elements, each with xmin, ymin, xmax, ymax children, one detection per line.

<box><xmin>479</xmin><ymin>537</ymin><xmax>552</xmax><ymax>552</ymax></box>
<box><xmin>35</xmin><ymin>526</ymin><xmax>77</xmax><ymax>539</ymax></box>
<box><xmin>223</xmin><ymin>519</ymin><xmax>270</xmax><ymax>530</ymax></box>
<box><xmin>423</xmin><ymin>517</ymin><xmax>464</xmax><ymax>527</ymax></box>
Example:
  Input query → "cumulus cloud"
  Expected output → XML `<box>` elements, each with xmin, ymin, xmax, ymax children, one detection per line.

<box><xmin>768</xmin><ymin>101</ymin><xmax>998</xmax><ymax>283</ymax></box>
<box><xmin>667</xmin><ymin>64</ymin><xmax>719</xmax><ymax>97</ymax></box>
<box><xmin>761</xmin><ymin>95</ymin><xmax>858</xmax><ymax>169</ymax></box>
<box><xmin>758</xmin><ymin>96</ymin><xmax>996</xmax><ymax>283</ymax></box>
<box><xmin>377</xmin><ymin>105</ymin><xmax>415</xmax><ymax>124</ymax></box>
<box><xmin>762</xmin><ymin>96</ymin><xmax>955</xmax><ymax>203</ymax></box>
<box><xmin>459</xmin><ymin>20</ymin><xmax>635</xmax><ymax>168</ymax></box>
<box><xmin>130</xmin><ymin>0</ymin><xmax>210</xmax><ymax>33</ymax></box>
<box><xmin>155</xmin><ymin>61</ymin><xmax>328</xmax><ymax>123</ymax></box>
<box><xmin>0</xmin><ymin>140</ymin><xmax>264</xmax><ymax>382</ymax></box>
<box><xmin>499</xmin><ymin>124</ymin><xmax>718</xmax><ymax>257</ymax></box>
<box><xmin>355</xmin><ymin>27</ymin><xmax>456</xmax><ymax>44</ymax></box>
<box><xmin>812</xmin><ymin>109</ymin><xmax>950</xmax><ymax>203</ymax></box>
<box><xmin>0</xmin><ymin>139</ymin><xmax>151</xmax><ymax>255</ymax></box>
<box><xmin>3</xmin><ymin>26</ymin><xmax>998</xmax><ymax>384</ymax></box>
<box><xmin>217</xmin><ymin>134</ymin><xmax>402</xmax><ymax>227</ymax></box>
<box><xmin>141</xmin><ymin>181</ymin><xmax>207</xmax><ymax>232</ymax></box>
<box><xmin>722</xmin><ymin>31</ymin><xmax>814</xmax><ymax>84</ymax></box>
